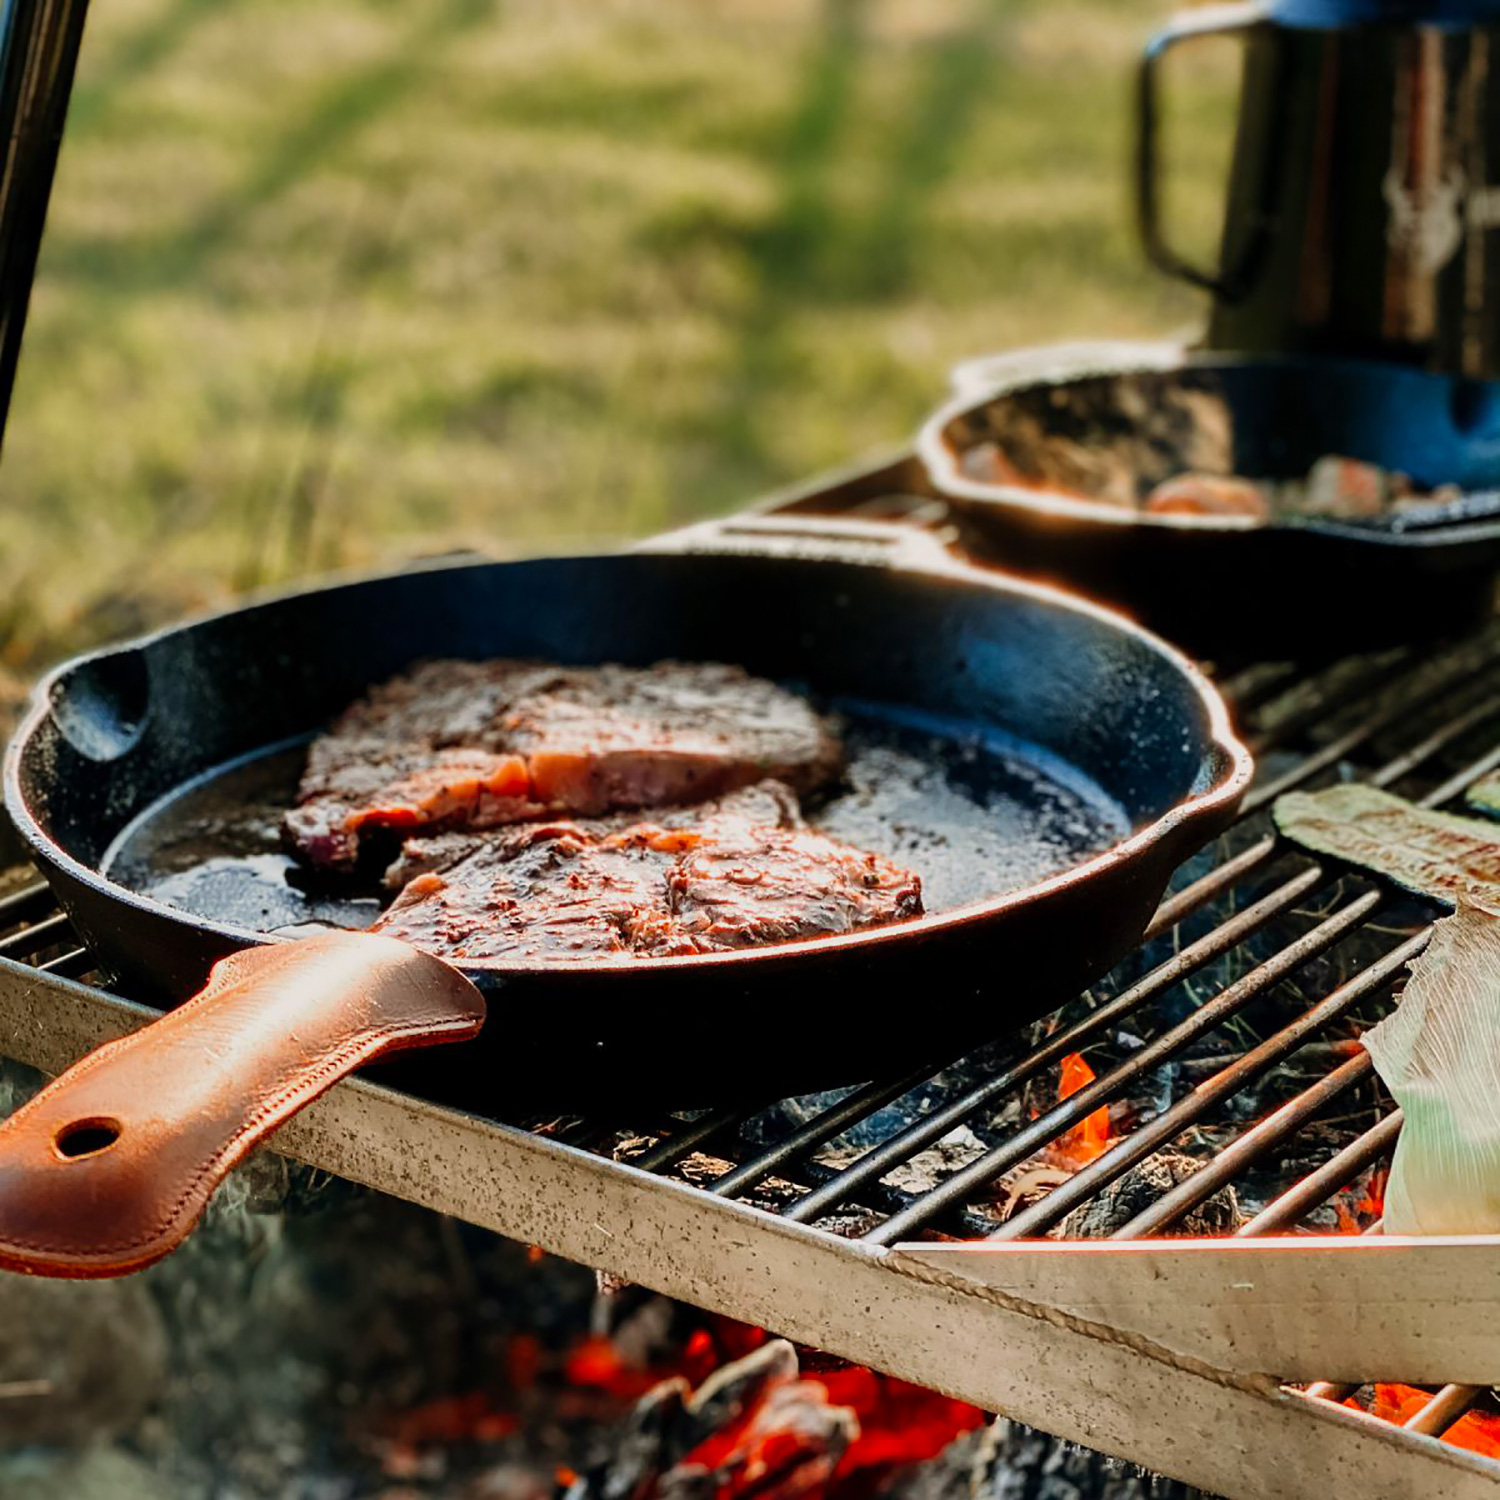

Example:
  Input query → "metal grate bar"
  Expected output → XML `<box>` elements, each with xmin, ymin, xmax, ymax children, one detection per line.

<box><xmin>630</xmin><ymin>1104</ymin><xmax>768</xmax><ymax>1173</ymax></box>
<box><xmin>1146</xmin><ymin>696</ymin><xmax>1500</xmax><ymax>939</ymax></box>
<box><xmin>776</xmin><ymin>708</ymin><xmax>1494</xmax><ymax>1237</ymax></box>
<box><xmin>0</xmin><ymin>880</ymin><xmax>54</xmax><ymax>927</ymax></box>
<box><xmin>868</xmin><ymin>891</ymin><xmax>1386</xmax><ymax>1245</ymax></box>
<box><xmin>1112</xmin><ymin>1051</ymin><xmax>1374</xmax><ymax>1238</ymax></box>
<box><xmin>1366</xmin><ymin>691</ymin><xmax>1500</xmax><ymax>788</ymax></box>
<box><xmin>781</xmin><ymin>865</ymin><xmax>1327</xmax><ymax>1226</ymax></box>
<box><xmin>38</xmin><ymin>947</ymin><xmax>94</xmax><ymax>978</ymax></box>
<box><xmin>707</xmin><ymin>1061</ymin><xmax>941</xmax><ymax>1198</ymax></box>
<box><xmin>995</xmin><ymin>932</ymin><xmax>1425</xmax><ymax>1241</ymax></box>
<box><xmin>1236</xmin><ymin>1113</ymin><xmax>1404</xmax><ymax>1237</ymax></box>
<box><xmin>1304</xmin><ymin>1382</ymin><xmax>1357</xmax><ymax>1403</ymax></box>
<box><xmin>1215</xmin><ymin>661</ymin><xmax>1299</xmax><ymax>712</ymax></box>
<box><xmin>1242</xmin><ymin>648</ymin><xmax>1417</xmax><ymax>750</ymax></box>
<box><xmin>1408</xmin><ymin>1385</ymin><xmax>1486</xmax><ymax>1437</ymax></box>
<box><xmin>1240</xmin><ymin>666</ymin><xmax>1500</xmax><ymax>815</ymax></box>
<box><xmin>1420</xmin><ymin>739</ymin><xmax>1500</xmax><ymax>807</ymax></box>
<box><xmin>0</xmin><ymin>910</ymin><xmax>73</xmax><ymax>959</ymax></box>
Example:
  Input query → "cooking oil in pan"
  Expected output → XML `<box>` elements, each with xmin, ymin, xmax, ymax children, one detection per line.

<box><xmin>103</xmin><ymin>706</ymin><xmax>1129</xmax><ymax>935</ymax></box>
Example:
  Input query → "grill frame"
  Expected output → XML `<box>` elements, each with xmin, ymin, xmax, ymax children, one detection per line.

<box><xmin>2</xmin><ymin>452</ymin><xmax>1500</xmax><ymax>1497</ymax></box>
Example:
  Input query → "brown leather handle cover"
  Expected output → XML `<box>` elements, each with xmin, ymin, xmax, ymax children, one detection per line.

<box><xmin>0</xmin><ymin>932</ymin><xmax>485</xmax><ymax>1278</ymax></box>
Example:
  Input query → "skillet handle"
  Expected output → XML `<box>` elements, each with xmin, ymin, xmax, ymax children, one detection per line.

<box><xmin>0</xmin><ymin>932</ymin><xmax>484</xmax><ymax>1278</ymax></box>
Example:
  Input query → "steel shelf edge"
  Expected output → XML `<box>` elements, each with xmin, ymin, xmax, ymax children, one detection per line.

<box><xmin>1</xmin><ymin>956</ymin><xmax>1498</xmax><ymax>1498</ymax></box>
<box><xmin>896</xmin><ymin>1240</ymin><xmax>1500</xmax><ymax>1384</ymax></box>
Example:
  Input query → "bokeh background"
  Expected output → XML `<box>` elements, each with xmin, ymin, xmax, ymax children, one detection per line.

<box><xmin>0</xmin><ymin>0</ymin><xmax>1237</xmax><ymax>673</ymax></box>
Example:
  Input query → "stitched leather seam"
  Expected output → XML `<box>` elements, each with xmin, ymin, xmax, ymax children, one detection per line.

<box><xmin>2</xmin><ymin>1011</ymin><xmax>478</xmax><ymax>1259</ymax></box>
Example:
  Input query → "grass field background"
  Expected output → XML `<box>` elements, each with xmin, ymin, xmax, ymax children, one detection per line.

<box><xmin>0</xmin><ymin>0</ymin><xmax>1237</xmax><ymax>670</ymax></box>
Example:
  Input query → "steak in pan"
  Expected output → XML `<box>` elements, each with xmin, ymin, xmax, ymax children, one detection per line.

<box><xmin>373</xmin><ymin>780</ymin><xmax>923</xmax><ymax>961</ymax></box>
<box><xmin>285</xmin><ymin>659</ymin><xmax>843</xmax><ymax>870</ymax></box>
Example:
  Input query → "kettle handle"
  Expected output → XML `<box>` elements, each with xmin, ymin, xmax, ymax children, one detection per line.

<box><xmin>1136</xmin><ymin>2</ymin><xmax>1266</xmax><ymax>296</ymax></box>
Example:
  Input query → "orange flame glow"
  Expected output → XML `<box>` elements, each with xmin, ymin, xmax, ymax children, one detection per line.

<box><xmin>1346</xmin><ymin>1386</ymin><xmax>1500</xmax><ymax>1459</ymax></box>
<box><xmin>1054</xmin><ymin>1052</ymin><xmax>1110</xmax><ymax>1166</ymax></box>
<box><xmin>815</xmin><ymin>1367</ymin><xmax>985</xmax><ymax>1476</ymax></box>
<box><xmin>1334</xmin><ymin>1166</ymin><xmax>1388</xmax><ymax>1233</ymax></box>
<box><xmin>378</xmin><ymin>1316</ymin><xmax>985</xmax><ymax>1493</ymax></box>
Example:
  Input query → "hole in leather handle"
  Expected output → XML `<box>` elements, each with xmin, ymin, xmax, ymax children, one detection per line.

<box><xmin>53</xmin><ymin>1119</ymin><xmax>122</xmax><ymax>1160</ymax></box>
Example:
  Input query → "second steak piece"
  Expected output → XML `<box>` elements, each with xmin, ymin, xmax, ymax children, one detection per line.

<box><xmin>286</xmin><ymin>659</ymin><xmax>842</xmax><ymax>869</ymax></box>
<box><xmin>373</xmin><ymin>781</ymin><xmax>923</xmax><ymax>962</ymax></box>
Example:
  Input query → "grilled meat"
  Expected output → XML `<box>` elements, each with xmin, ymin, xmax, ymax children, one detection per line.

<box><xmin>286</xmin><ymin>660</ymin><xmax>841</xmax><ymax>869</ymax></box>
<box><xmin>373</xmin><ymin>781</ymin><xmax>922</xmax><ymax>961</ymax></box>
<box><xmin>382</xmin><ymin>779</ymin><xmax>801</xmax><ymax>890</ymax></box>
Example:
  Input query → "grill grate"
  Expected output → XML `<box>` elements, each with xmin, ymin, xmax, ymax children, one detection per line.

<box><xmin>3</xmin><ymin>470</ymin><xmax>1500</xmax><ymax>1470</ymax></box>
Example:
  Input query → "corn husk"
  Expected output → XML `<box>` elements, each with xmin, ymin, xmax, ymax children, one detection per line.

<box><xmin>1468</xmin><ymin>773</ymin><xmax>1500</xmax><ymax>819</ymax></box>
<box><xmin>1273</xmin><ymin>784</ymin><xmax>1500</xmax><ymax>905</ymax></box>
<box><xmin>1363</xmin><ymin>896</ymin><xmax>1500</xmax><ymax>1234</ymax></box>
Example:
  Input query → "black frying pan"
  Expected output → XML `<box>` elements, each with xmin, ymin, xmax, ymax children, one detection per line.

<box><xmin>0</xmin><ymin>518</ymin><xmax>1249</xmax><ymax>1276</ymax></box>
<box><xmin>918</xmin><ymin>342</ymin><xmax>1500</xmax><ymax>658</ymax></box>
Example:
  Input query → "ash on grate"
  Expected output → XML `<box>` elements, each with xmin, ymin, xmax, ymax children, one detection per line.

<box><xmin>1058</xmin><ymin>1150</ymin><xmax>1241</xmax><ymax>1239</ymax></box>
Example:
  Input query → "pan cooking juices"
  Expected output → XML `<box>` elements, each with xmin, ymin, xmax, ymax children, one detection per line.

<box><xmin>103</xmin><ymin>707</ymin><xmax>1131</xmax><ymax>940</ymax></box>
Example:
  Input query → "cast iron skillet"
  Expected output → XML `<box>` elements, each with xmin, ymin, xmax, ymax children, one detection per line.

<box><xmin>918</xmin><ymin>342</ymin><xmax>1500</xmax><ymax>659</ymax></box>
<box><xmin>0</xmin><ymin>518</ymin><xmax>1249</xmax><ymax>1277</ymax></box>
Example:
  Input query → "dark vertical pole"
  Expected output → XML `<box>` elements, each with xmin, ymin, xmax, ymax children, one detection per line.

<box><xmin>0</xmin><ymin>0</ymin><xmax>90</xmax><ymax>456</ymax></box>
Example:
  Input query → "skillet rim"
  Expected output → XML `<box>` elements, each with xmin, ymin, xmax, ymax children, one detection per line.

<box><xmin>2</xmin><ymin>546</ymin><xmax>1253</xmax><ymax>977</ymax></box>
<box><xmin>917</xmin><ymin>341</ymin><xmax>1500</xmax><ymax>545</ymax></box>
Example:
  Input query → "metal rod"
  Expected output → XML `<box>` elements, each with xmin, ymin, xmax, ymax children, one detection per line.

<box><xmin>1421</xmin><ymin>739</ymin><xmax>1500</xmax><ymax>809</ymax></box>
<box><xmin>1113</xmin><ymin>1052</ymin><xmax>1374</xmax><ymax>1239</ymax></box>
<box><xmin>1407</xmin><ymin>1385</ymin><xmax>1485</xmax><ymax>1437</ymax></box>
<box><xmin>1144</xmin><ymin>834</ymin><xmax>1281</xmax><ymax>940</ymax></box>
<box><xmin>1140</xmin><ymin>687</ymin><xmax>1494</xmax><ymax>936</ymax></box>
<box><xmin>631</xmin><ymin>1104</ymin><xmax>767</xmax><ymax>1174</ymax></box>
<box><xmin>37</xmin><ymin>946</ymin><xmax>92</xmax><ymax>978</ymax></box>
<box><xmin>709</xmin><ymin>1062</ymin><xmax>940</xmax><ymax>1199</ymax></box>
<box><xmin>1303</xmin><ymin>1382</ymin><xmax>1358</xmax><ymax>1403</ymax></box>
<box><xmin>785</xmin><ymin>865</ymin><xmax>1328</xmax><ymax>1227</ymax></box>
<box><xmin>1245</xmin><ymin>649</ymin><xmax>1415</xmax><ymax>751</ymax></box>
<box><xmin>0</xmin><ymin>881</ymin><xmax>53</xmax><ymax>929</ymax></box>
<box><xmin>1215</xmin><ymin>661</ymin><xmax>1298</xmax><ymax>712</ymax></box>
<box><xmin>0</xmin><ymin>910</ymin><xmax>72</xmax><ymax>959</ymax></box>
<box><xmin>1144</xmin><ymin>691</ymin><xmax>1500</xmax><ymax>940</ymax></box>
<box><xmin>866</xmin><ymin>889</ymin><xmax>1386</xmax><ymax>1246</ymax></box>
<box><xmin>1236</xmin><ymin>1113</ymin><xmax>1404</xmax><ymax>1237</ymax></box>
<box><xmin>1367</xmin><ymin>692</ymin><xmax>1500</xmax><ymax>788</ymax></box>
<box><xmin>1240</xmin><ymin>669</ymin><xmax>1498</xmax><ymax>815</ymax></box>
<box><xmin>993</xmin><ymin>928</ymin><xmax>1422</xmax><ymax>1241</ymax></box>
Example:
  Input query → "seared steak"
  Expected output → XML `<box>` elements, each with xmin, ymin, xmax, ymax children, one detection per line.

<box><xmin>381</xmin><ymin>779</ymin><xmax>801</xmax><ymax>890</ymax></box>
<box><xmin>372</xmin><ymin>781</ymin><xmax>922</xmax><ymax>961</ymax></box>
<box><xmin>286</xmin><ymin>660</ymin><xmax>841</xmax><ymax>869</ymax></box>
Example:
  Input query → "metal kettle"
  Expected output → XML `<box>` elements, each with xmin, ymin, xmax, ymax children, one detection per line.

<box><xmin>1139</xmin><ymin>0</ymin><xmax>1500</xmax><ymax>379</ymax></box>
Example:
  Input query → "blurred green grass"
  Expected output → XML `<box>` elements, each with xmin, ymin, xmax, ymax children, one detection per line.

<box><xmin>0</xmin><ymin>0</ymin><xmax>1237</xmax><ymax>669</ymax></box>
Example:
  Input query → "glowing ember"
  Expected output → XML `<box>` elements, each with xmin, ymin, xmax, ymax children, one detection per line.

<box><xmin>1333</xmin><ymin>1165</ymin><xmax>1388</xmax><ymax>1233</ymax></box>
<box><xmin>1441</xmin><ymin>1408</ymin><xmax>1500</xmax><ymax>1460</ymax></box>
<box><xmin>660</xmin><ymin>1342</ymin><xmax>984</xmax><ymax>1499</ymax></box>
<box><xmin>563</xmin><ymin>1334</ymin><xmax>671</xmax><ymax>1400</ymax></box>
<box><xmin>377</xmin><ymin>1315</ymin><xmax>985</xmax><ymax>1496</ymax></box>
<box><xmin>816</xmin><ymin>1367</ymin><xmax>986</xmax><ymax>1479</ymax></box>
<box><xmin>376</xmin><ymin>1390</ymin><xmax>518</xmax><ymax>1475</ymax></box>
<box><xmin>1346</xmin><ymin>1385</ymin><xmax>1500</xmax><ymax>1458</ymax></box>
<box><xmin>1054</xmin><ymin>1051</ymin><xmax>1110</xmax><ymax>1165</ymax></box>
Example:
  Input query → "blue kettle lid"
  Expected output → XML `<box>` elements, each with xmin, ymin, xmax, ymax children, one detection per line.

<box><xmin>1269</xmin><ymin>0</ymin><xmax>1500</xmax><ymax>24</ymax></box>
